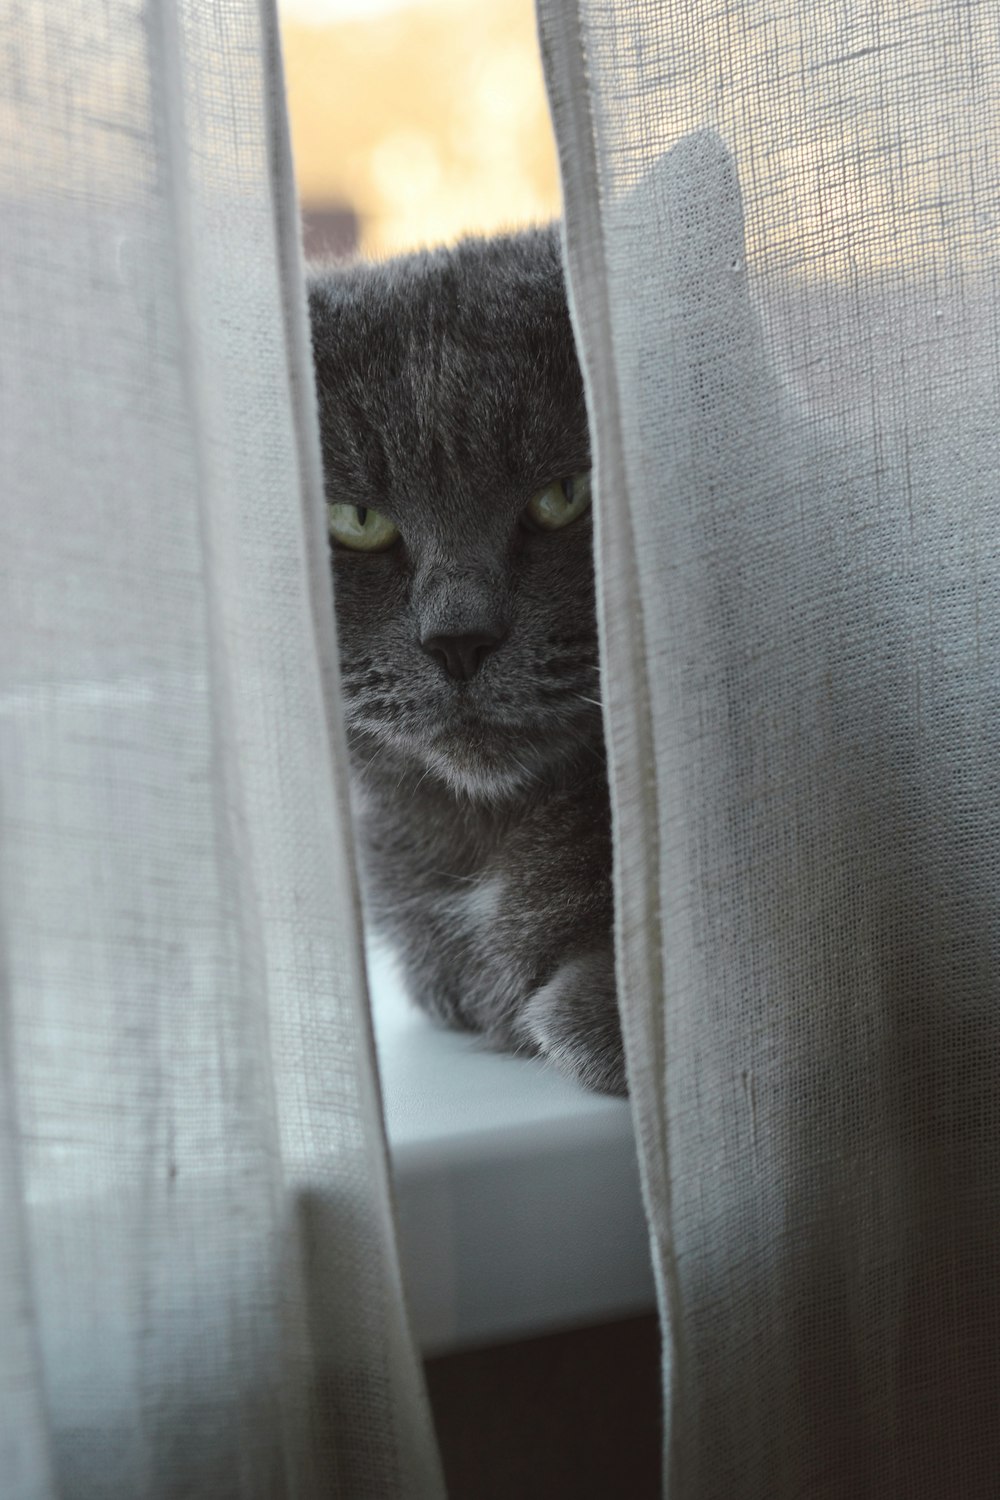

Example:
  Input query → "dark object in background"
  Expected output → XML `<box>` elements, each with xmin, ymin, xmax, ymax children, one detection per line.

<box><xmin>302</xmin><ymin>202</ymin><xmax>359</xmax><ymax>261</ymax></box>
<box><xmin>424</xmin><ymin>1314</ymin><xmax>662</xmax><ymax>1499</ymax></box>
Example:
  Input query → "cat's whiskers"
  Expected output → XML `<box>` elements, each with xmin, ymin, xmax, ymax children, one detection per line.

<box><xmin>510</xmin><ymin>751</ymin><xmax>544</xmax><ymax>788</ymax></box>
<box><xmin>355</xmin><ymin>742</ymin><xmax>389</xmax><ymax>780</ymax></box>
<box><xmin>410</xmin><ymin>761</ymin><xmax>438</xmax><ymax>796</ymax></box>
<box><xmin>552</xmin><ymin>718</ymin><xmax>605</xmax><ymax>766</ymax></box>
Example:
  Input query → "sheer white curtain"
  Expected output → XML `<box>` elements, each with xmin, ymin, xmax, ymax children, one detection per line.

<box><xmin>538</xmin><ymin>2</ymin><xmax>1000</xmax><ymax>1496</ymax></box>
<box><xmin>0</xmin><ymin>2</ymin><xmax>443</xmax><ymax>1496</ymax></box>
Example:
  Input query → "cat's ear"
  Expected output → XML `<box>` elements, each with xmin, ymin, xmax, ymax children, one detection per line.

<box><xmin>611</xmin><ymin>126</ymin><xmax>772</xmax><ymax>443</ymax></box>
<box><xmin>642</xmin><ymin>127</ymin><xmax>750</xmax><ymax>307</ymax></box>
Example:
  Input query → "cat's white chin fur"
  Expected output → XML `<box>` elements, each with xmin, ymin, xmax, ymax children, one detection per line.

<box><xmin>421</xmin><ymin>745</ymin><xmax>539</xmax><ymax>805</ymax></box>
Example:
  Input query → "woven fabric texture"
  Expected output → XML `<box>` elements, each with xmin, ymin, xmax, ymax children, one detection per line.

<box><xmin>537</xmin><ymin>3</ymin><xmax>1000</xmax><ymax>1495</ymax></box>
<box><xmin>0</xmin><ymin>3</ymin><xmax>443</xmax><ymax>1495</ymax></box>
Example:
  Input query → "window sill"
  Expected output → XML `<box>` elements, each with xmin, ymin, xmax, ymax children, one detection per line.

<box><xmin>369</xmin><ymin>945</ymin><xmax>655</xmax><ymax>1356</ymax></box>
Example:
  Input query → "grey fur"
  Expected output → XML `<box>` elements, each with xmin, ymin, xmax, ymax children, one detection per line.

<box><xmin>308</xmin><ymin>226</ymin><xmax>624</xmax><ymax>1096</ymax></box>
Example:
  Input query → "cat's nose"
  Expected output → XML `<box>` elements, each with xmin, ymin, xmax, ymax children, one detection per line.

<box><xmin>420</xmin><ymin>628</ymin><xmax>505</xmax><ymax>681</ymax></box>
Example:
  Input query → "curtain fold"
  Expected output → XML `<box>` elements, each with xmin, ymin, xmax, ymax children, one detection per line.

<box><xmin>538</xmin><ymin>3</ymin><xmax>1000</xmax><ymax>1496</ymax></box>
<box><xmin>0</xmin><ymin>2</ymin><xmax>443</xmax><ymax>1495</ymax></box>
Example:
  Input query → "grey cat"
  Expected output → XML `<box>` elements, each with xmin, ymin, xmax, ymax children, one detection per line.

<box><xmin>308</xmin><ymin>226</ymin><xmax>624</xmax><ymax>1096</ymax></box>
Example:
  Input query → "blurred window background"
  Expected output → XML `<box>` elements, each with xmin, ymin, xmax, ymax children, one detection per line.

<box><xmin>279</xmin><ymin>0</ymin><xmax>561</xmax><ymax>261</ymax></box>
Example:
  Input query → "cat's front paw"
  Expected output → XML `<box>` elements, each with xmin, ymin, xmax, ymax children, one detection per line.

<box><xmin>517</xmin><ymin>949</ymin><xmax>626</xmax><ymax>1097</ymax></box>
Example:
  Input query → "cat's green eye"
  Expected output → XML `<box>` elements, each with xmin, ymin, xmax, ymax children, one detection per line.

<box><xmin>525</xmin><ymin>472</ymin><xmax>592</xmax><ymax>531</ymax></box>
<box><xmin>328</xmin><ymin>503</ymin><xmax>399</xmax><ymax>552</ymax></box>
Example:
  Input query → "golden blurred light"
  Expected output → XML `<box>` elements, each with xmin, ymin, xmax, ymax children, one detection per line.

<box><xmin>278</xmin><ymin>0</ymin><xmax>561</xmax><ymax>258</ymax></box>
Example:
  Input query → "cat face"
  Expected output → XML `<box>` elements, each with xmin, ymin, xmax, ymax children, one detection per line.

<box><xmin>309</xmin><ymin>227</ymin><xmax>601</xmax><ymax>801</ymax></box>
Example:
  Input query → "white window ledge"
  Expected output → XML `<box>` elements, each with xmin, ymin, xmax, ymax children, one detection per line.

<box><xmin>369</xmin><ymin>945</ymin><xmax>656</xmax><ymax>1356</ymax></box>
